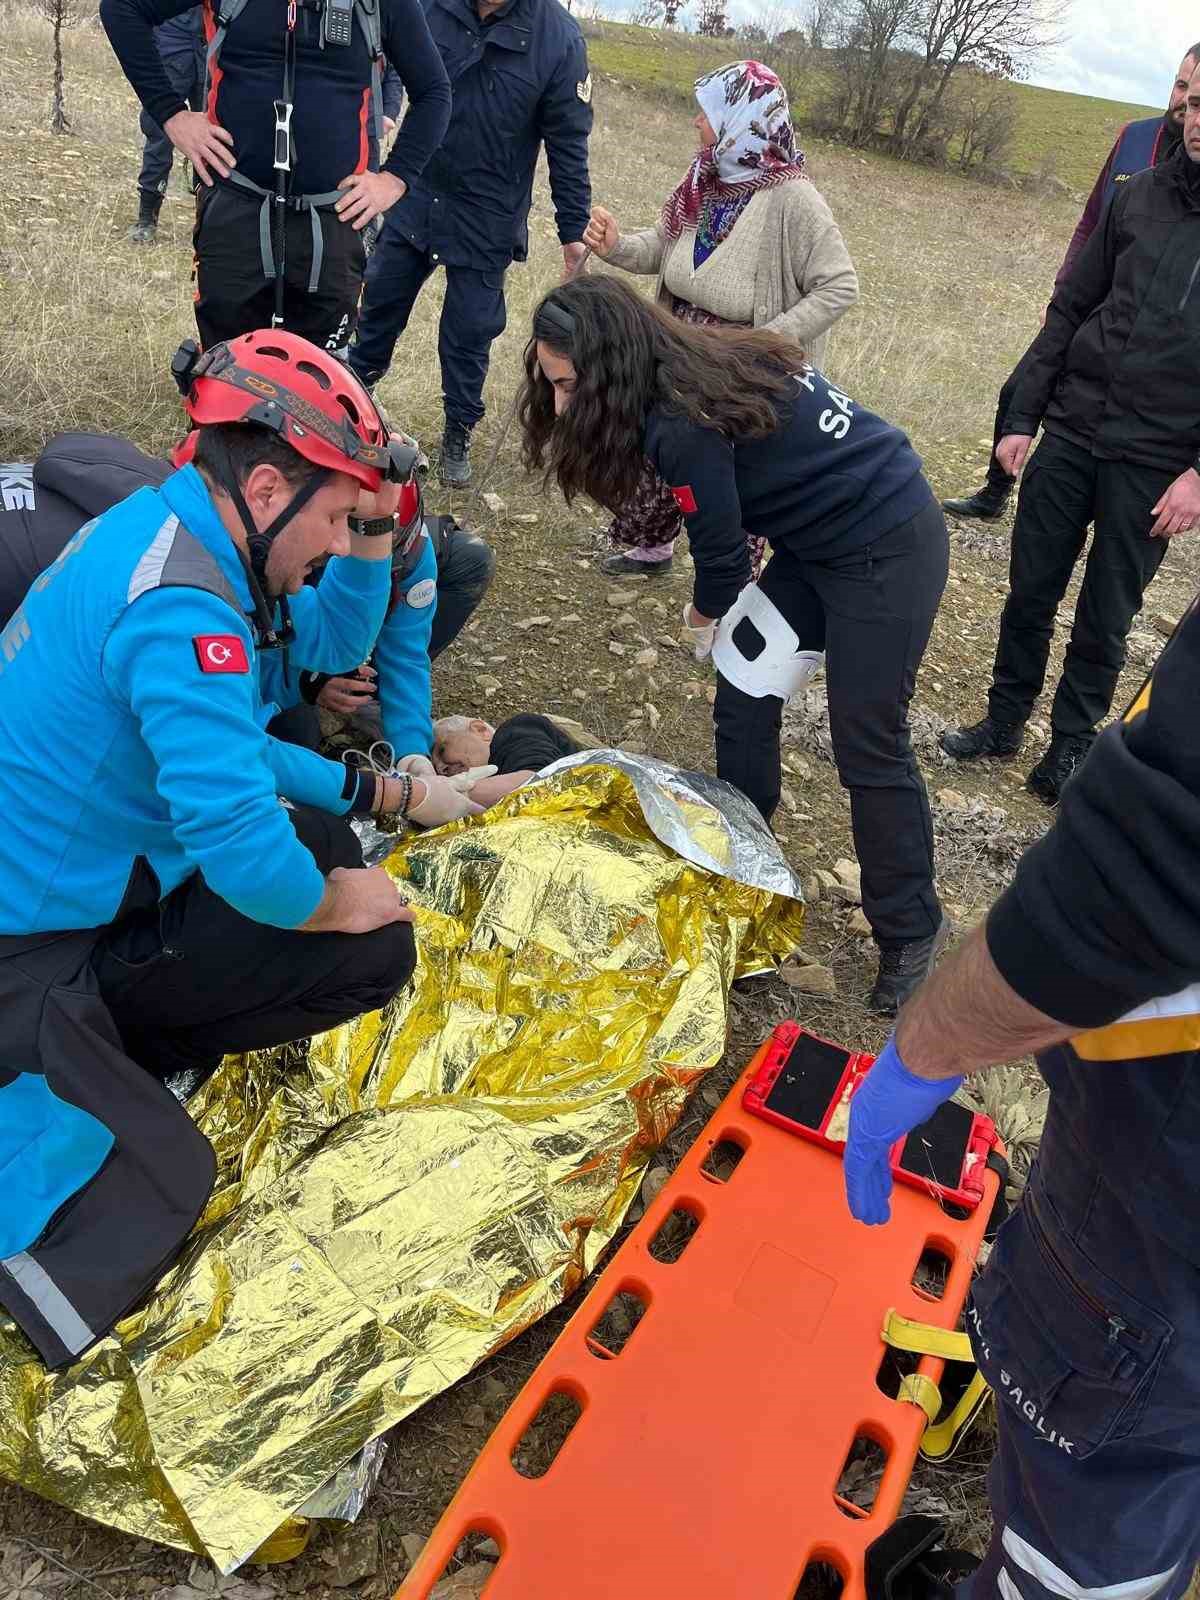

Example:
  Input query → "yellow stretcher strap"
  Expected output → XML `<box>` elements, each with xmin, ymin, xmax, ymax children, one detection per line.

<box><xmin>882</xmin><ymin>1309</ymin><xmax>973</xmax><ymax>1363</ymax></box>
<box><xmin>882</xmin><ymin>1309</ymin><xmax>991</xmax><ymax>1460</ymax></box>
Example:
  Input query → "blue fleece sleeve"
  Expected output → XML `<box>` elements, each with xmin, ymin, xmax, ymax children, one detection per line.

<box><xmin>262</xmin><ymin>734</ymin><xmax>366</xmax><ymax>815</ymax></box>
<box><xmin>373</xmin><ymin>534</ymin><xmax>436</xmax><ymax>760</ymax></box>
<box><xmin>287</xmin><ymin>554</ymin><xmax>390</xmax><ymax>677</ymax></box>
<box><xmin>102</xmin><ymin>589</ymin><xmax>326</xmax><ymax>929</ymax></box>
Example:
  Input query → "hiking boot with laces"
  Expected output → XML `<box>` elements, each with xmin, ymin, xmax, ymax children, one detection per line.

<box><xmin>439</xmin><ymin>421</ymin><xmax>472</xmax><ymax>487</ymax></box>
<box><xmin>1025</xmin><ymin>731</ymin><xmax>1094</xmax><ymax>806</ymax></box>
<box><xmin>939</xmin><ymin>713</ymin><xmax>1024</xmax><ymax>761</ymax></box>
<box><xmin>869</xmin><ymin>915</ymin><xmax>952</xmax><ymax>1017</ymax></box>
<box><xmin>127</xmin><ymin>189</ymin><xmax>162</xmax><ymax>245</ymax></box>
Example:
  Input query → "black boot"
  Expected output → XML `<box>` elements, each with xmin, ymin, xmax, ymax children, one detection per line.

<box><xmin>866</xmin><ymin>1515</ymin><xmax>979</xmax><ymax>1600</ymax></box>
<box><xmin>939</xmin><ymin>714</ymin><xmax>1024</xmax><ymax>761</ymax></box>
<box><xmin>439</xmin><ymin>421</ymin><xmax>472</xmax><ymax>487</ymax></box>
<box><xmin>869</xmin><ymin>914</ymin><xmax>952</xmax><ymax>1016</ymax></box>
<box><xmin>942</xmin><ymin>470</ymin><xmax>1013</xmax><ymax>521</ymax></box>
<box><xmin>1025</xmin><ymin>730</ymin><xmax>1095</xmax><ymax>806</ymax></box>
<box><xmin>127</xmin><ymin>189</ymin><xmax>162</xmax><ymax>244</ymax></box>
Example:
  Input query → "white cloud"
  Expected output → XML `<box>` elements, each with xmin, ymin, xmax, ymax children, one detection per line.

<box><xmin>1025</xmin><ymin>0</ymin><xmax>1196</xmax><ymax>107</ymax></box>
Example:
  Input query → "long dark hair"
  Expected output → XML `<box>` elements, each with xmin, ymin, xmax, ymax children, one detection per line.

<box><xmin>517</xmin><ymin>276</ymin><xmax>807</xmax><ymax>510</ymax></box>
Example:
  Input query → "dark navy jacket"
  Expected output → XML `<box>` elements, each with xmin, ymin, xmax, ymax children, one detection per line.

<box><xmin>1054</xmin><ymin>114</ymin><xmax>1175</xmax><ymax>290</ymax></box>
<box><xmin>102</xmin><ymin>0</ymin><xmax>451</xmax><ymax>196</ymax></box>
<box><xmin>644</xmin><ymin>365</ymin><xmax>932</xmax><ymax>619</ymax></box>
<box><xmin>388</xmin><ymin>0</ymin><xmax>591</xmax><ymax>270</ymax></box>
<box><xmin>153</xmin><ymin>3</ymin><xmax>203</xmax><ymax>65</ymax></box>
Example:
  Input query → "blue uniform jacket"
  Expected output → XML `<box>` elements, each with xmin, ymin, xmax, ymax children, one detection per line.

<box><xmin>261</xmin><ymin>526</ymin><xmax>439</xmax><ymax>759</ymax></box>
<box><xmin>0</xmin><ymin>466</ymin><xmax>388</xmax><ymax>936</ymax></box>
<box><xmin>387</xmin><ymin>0</ymin><xmax>592</xmax><ymax>269</ymax></box>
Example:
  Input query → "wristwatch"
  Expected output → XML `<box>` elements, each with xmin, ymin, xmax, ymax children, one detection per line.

<box><xmin>348</xmin><ymin>513</ymin><xmax>397</xmax><ymax>538</ymax></box>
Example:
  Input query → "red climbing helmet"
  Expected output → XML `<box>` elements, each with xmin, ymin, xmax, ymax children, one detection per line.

<box><xmin>170</xmin><ymin>330</ymin><xmax>419</xmax><ymax>489</ymax></box>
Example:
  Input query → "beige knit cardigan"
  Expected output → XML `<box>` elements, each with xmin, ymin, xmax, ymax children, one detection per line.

<box><xmin>603</xmin><ymin>179</ymin><xmax>858</xmax><ymax>368</ymax></box>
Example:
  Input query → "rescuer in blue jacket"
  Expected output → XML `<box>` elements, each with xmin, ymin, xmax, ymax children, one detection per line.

<box><xmin>0</xmin><ymin>332</ymin><xmax>479</xmax><ymax>1370</ymax></box>
<box><xmin>349</xmin><ymin>0</ymin><xmax>593</xmax><ymax>486</ymax></box>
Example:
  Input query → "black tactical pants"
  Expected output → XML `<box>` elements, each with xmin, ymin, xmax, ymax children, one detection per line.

<box><xmin>987</xmin><ymin>432</ymin><xmax>1171</xmax><ymax>737</ymax></box>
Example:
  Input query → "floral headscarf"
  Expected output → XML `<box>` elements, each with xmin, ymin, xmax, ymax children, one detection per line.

<box><xmin>662</xmin><ymin>60</ymin><xmax>807</xmax><ymax>241</ymax></box>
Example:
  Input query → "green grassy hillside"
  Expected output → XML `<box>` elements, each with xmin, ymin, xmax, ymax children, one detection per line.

<box><xmin>582</xmin><ymin>19</ymin><xmax>1159</xmax><ymax>193</ymax></box>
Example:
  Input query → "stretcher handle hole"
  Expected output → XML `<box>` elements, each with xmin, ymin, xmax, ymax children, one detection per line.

<box><xmin>833</xmin><ymin>1432</ymin><xmax>888</xmax><ymax>1518</ymax></box>
<box><xmin>648</xmin><ymin>1205</ymin><xmax>702</xmax><ymax>1264</ymax></box>
<box><xmin>585</xmin><ymin>1287</ymin><xmax>647</xmax><ymax>1359</ymax></box>
<box><xmin>793</xmin><ymin>1555</ymin><xmax>846</xmax><ymax>1600</ymax></box>
<box><xmin>510</xmin><ymin>1388</ymin><xmax>584</xmax><ymax>1479</ymax></box>
<box><xmin>700</xmin><ymin>1135</ymin><xmax>746</xmax><ymax>1184</ymax></box>
<box><xmin>876</xmin><ymin>1344</ymin><xmax>921</xmax><ymax>1402</ymax></box>
<box><xmin>912</xmin><ymin>1243</ymin><xmax>953</xmax><ymax>1303</ymax></box>
<box><xmin>425</xmin><ymin>1528</ymin><xmax>504</xmax><ymax>1596</ymax></box>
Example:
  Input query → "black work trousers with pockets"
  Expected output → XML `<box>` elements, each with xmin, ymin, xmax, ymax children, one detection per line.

<box><xmin>714</xmin><ymin>498</ymin><xmax>949</xmax><ymax>948</ymax></box>
<box><xmin>987</xmin><ymin>432</ymin><xmax>1172</xmax><ymax>738</ymax></box>
<box><xmin>193</xmin><ymin>182</ymin><xmax>366</xmax><ymax>351</ymax></box>
<box><xmin>91</xmin><ymin>806</ymin><xmax>415</xmax><ymax>1084</ymax></box>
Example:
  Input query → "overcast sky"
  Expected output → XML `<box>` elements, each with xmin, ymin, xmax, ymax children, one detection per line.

<box><xmin>1028</xmin><ymin>0</ymin><xmax>1196</xmax><ymax>108</ymax></box>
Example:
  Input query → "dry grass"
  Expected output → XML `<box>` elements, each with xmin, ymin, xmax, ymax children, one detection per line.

<box><xmin>3</xmin><ymin>7</ymin><xmax>1199</xmax><ymax>1591</ymax></box>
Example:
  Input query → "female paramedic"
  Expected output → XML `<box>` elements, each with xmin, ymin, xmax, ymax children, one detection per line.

<box><xmin>518</xmin><ymin>275</ymin><xmax>950</xmax><ymax>1015</ymax></box>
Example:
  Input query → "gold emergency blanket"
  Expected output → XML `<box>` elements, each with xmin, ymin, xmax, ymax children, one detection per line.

<box><xmin>0</xmin><ymin>762</ymin><xmax>805</xmax><ymax>1573</ymax></box>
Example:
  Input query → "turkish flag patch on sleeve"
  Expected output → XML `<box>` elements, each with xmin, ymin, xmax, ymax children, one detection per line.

<box><xmin>194</xmin><ymin>634</ymin><xmax>250</xmax><ymax>674</ymax></box>
<box><xmin>671</xmin><ymin>485</ymin><xmax>698</xmax><ymax>515</ymax></box>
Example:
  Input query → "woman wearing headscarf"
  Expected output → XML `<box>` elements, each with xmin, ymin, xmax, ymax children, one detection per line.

<box><xmin>583</xmin><ymin>59</ymin><xmax>858</xmax><ymax>578</ymax></box>
<box><xmin>518</xmin><ymin>276</ymin><xmax>949</xmax><ymax>1014</ymax></box>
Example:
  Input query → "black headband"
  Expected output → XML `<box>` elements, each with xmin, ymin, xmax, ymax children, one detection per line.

<box><xmin>534</xmin><ymin>296</ymin><xmax>576</xmax><ymax>344</ymax></box>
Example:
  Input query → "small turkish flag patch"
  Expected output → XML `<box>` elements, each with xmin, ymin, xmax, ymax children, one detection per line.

<box><xmin>194</xmin><ymin>634</ymin><xmax>249</xmax><ymax>674</ymax></box>
<box><xmin>671</xmin><ymin>485</ymin><xmax>698</xmax><ymax>515</ymax></box>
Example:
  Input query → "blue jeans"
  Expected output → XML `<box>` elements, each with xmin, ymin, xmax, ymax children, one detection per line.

<box><xmin>960</xmin><ymin>1110</ymin><xmax>1200</xmax><ymax>1600</ymax></box>
<box><xmin>348</xmin><ymin>227</ymin><xmax>507</xmax><ymax>431</ymax></box>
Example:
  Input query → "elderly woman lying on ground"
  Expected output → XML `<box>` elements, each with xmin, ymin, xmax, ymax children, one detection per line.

<box><xmin>431</xmin><ymin>712</ymin><xmax>581</xmax><ymax>805</ymax></box>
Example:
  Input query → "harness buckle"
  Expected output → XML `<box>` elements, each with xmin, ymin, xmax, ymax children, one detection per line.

<box><xmin>273</xmin><ymin>99</ymin><xmax>293</xmax><ymax>173</ymax></box>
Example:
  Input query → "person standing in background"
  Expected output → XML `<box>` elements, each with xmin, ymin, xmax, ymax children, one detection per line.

<box><xmin>348</xmin><ymin>0</ymin><xmax>593</xmax><ymax>487</ymax></box>
<box><xmin>583</xmin><ymin>60</ymin><xmax>857</xmax><ymax>578</ymax></box>
<box><xmin>127</xmin><ymin>6</ymin><xmax>204</xmax><ymax>244</ymax></box>
<box><xmin>942</xmin><ymin>43</ymin><xmax>1199</xmax><ymax>523</ymax></box>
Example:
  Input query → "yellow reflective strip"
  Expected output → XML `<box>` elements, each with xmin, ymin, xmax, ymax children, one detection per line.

<box><xmin>920</xmin><ymin>1372</ymin><xmax>992</xmax><ymax>1461</ymax></box>
<box><xmin>1073</xmin><ymin>1014</ymin><xmax>1200</xmax><ymax>1063</ymax></box>
<box><xmin>1124</xmin><ymin>680</ymin><xmax>1153</xmax><ymax>723</ymax></box>
<box><xmin>882</xmin><ymin>1309</ymin><xmax>973</xmax><ymax>1362</ymax></box>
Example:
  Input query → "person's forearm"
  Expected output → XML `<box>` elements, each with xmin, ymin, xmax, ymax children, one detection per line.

<box><xmin>468</xmin><ymin>771</ymin><xmax>532</xmax><ymax>806</ymax></box>
<box><xmin>895</xmin><ymin>922</ymin><xmax>1075</xmax><ymax>1081</ymax></box>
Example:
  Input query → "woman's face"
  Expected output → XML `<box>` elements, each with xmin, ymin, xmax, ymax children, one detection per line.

<box><xmin>536</xmin><ymin>341</ymin><xmax>578</xmax><ymax>416</ymax></box>
<box><xmin>693</xmin><ymin>108</ymin><xmax>717</xmax><ymax>148</ymax></box>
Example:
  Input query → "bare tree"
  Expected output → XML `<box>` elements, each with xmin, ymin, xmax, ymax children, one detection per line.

<box><xmin>662</xmin><ymin>0</ymin><xmax>685</xmax><ymax>24</ymax></box>
<box><xmin>696</xmin><ymin>0</ymin><xmax>730</xmax><ymax>33</ymax></box>
<box><xmin>35</xmin><ymin>0</ymin><xmax>72</xmax><ymax>133</ymax></box>
<box><xmin>889</xmin><ymin>0</ymin><xmax>1065</xmax><ymax>158</ymax></box>
<box><xmin>804</xmin><ymin>0</ymin><xmax>835</xmax><ymax>50</ymax></box>
<box><xmin>630</xmin><ymin>0</ymin><xmax>665</xmax><ymax>22</ymax></box>
<box><xmin>954</xmin><ymin>63</ymin><xmax>1018</xmax><ymax>169</ymax></box>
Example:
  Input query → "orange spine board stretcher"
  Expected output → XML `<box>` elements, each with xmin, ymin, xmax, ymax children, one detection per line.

<box><xmin>396</xmin><ymin>1030</ymin><xmax>998</xmax><ymax>1600</ymax></box>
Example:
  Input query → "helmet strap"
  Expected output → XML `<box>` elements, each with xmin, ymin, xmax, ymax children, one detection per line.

<box><xmin>203</xmin><ymin>433</ymin><xmax>329</xmax><ymax>665</ymax></box>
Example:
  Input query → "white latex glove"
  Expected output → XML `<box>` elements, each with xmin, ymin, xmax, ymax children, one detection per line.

<box><xmin>683</xmin><ymin>601</ymin><xmax>717</xmax><ymax>662</ymax></box>
<box><xmin>407</xmin><ymin>774</ymin><xmax>485</xmax><ymax>827</ymax></box>
<box><xmin>395</xmin><ymin>753</ymin><xmax>437</xmax><ymax>779</ymax></box>
<box><xmin>444</xmin><ymin>764</ymin><xmax>499</xmax><ymax>793</ymax></box>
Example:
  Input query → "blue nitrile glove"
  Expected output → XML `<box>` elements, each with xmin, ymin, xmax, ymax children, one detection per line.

<box><xmin>843</xmin><ymin>1036</ymin><xmax>964</xmax><ymax>1226</ymax></box>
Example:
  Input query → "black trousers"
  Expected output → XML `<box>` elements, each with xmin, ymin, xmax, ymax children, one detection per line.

<box><xmin>983</xmin><ymin>339</ymin><xmax>1039</xmax><ymax>495</ymax></box>
<box><xmin>91</xmin><ymin>806</ymin><xmax>415</xmax><ymax>1083</ymax></box>
<box><xmin>714</xmin><ymin>499</ymin><xmax>949</xmax><ymax>947</ymax></box>
<box><xmin>988</xmin><ymin>432</ymin><xmax>1171</xmax><ymax>737</ymax></box>
<box><xmin>137</xmin><ymin>44</ymin><xmax>203</xmax><ymax>197</ymax></box>
<box><xmin>193</xmin><ymin>183</ymin><xmax>366</xmax><ymax>350</ymax></box>
<box><xmin>349</xmin><ymin>229</ymin><xmax>508</xmax><ymax>428</ymax></box>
